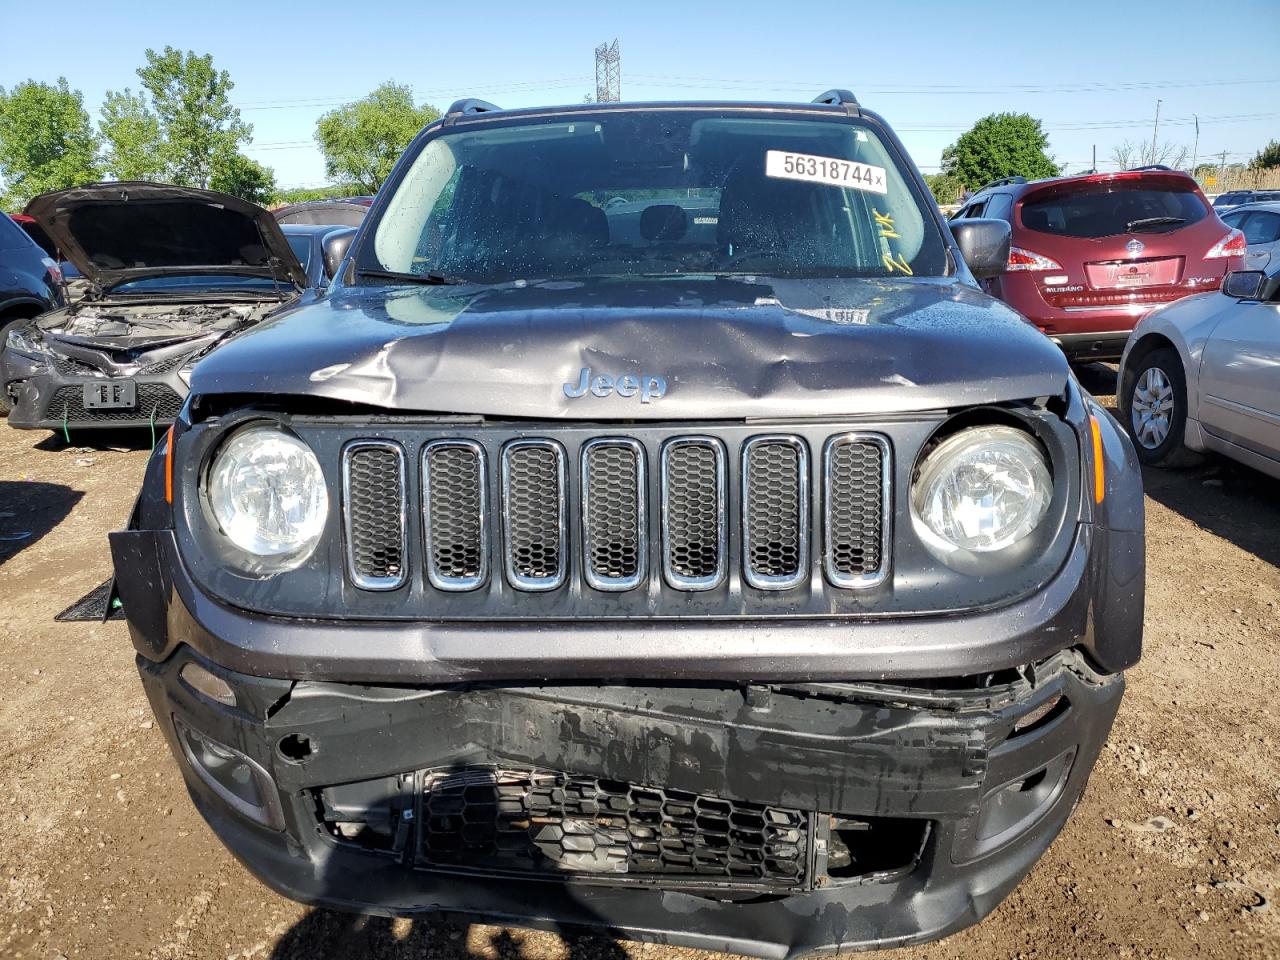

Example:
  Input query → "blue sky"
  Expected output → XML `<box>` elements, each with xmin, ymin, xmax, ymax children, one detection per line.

<box><xmin>3</xmin><ymin>0</ymin><xmax>1277</xmax><ymax>188</ymax></box>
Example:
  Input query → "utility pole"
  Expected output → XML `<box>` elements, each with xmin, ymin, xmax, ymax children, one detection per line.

<box><xmin>1092</xmin><ymin>144</ymin><xmax>1096</xmax><ymax>173</ymax></box>
<box><xmin>1190</xmin><ymin>114</ymin><xmax>1199</xmax><ymax>174</ymax></box>
<box><xmin>594</xmin><ymin>40</ymin><xmax>621</xmax><ymax>103</ymax></box>
<box><xmin>1219</xmin><ymin>149</ymin><xmax>1228</xmax><ymax>189</ymax></box>
<box><xmin>1149</xmin><ymin>99</ymin><xmax>1162</xmax><ymax>165</ymax></box>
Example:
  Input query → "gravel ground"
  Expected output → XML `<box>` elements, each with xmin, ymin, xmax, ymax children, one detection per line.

<box><xmin>1</xmin><ymin>369</ymin><xmax>1278</xmax><ymax>960</ymax></box>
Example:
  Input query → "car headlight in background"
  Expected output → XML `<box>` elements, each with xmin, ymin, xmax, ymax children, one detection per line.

<box><xmin>5</xmin><ymin>326</ymin><xmax>45</xmax><ymax>357</ymax></box>
<box><xmin>205</xmin><ymin>424</ymin><xmax>329</xmax><ymax>574</ymax></box>
<box><xmin>912</xmin><ymin>425</ymin><xmax>1052</xmax><ymax>563</ymax></box>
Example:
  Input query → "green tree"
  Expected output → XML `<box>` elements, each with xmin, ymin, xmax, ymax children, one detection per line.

<box><xmin>924</xmin><ymin>172</ymin><xmax>963</xmax><ymax>206</ymax></box>
<box><xmin>98</xmin><ymin>88</ymin><xmax>165</xmax><ymax>182</ymax></box>
<box><xmin>1249</xmin><ymin>140</ymin><xmax>1280</xmax><ymax>171</ymax></box>
<box><xmin>941</xmin><ymin>113</ymin><xmax>1059</xmax><ymax>192</ymax></box>
<box><xmin>315</xmin><ymin>82</ymin><xmax>440</xmax><ymax>193</ymax></box>
<box><xmin>210</xmin><ymin>152</ymin><xmax>275</xmax><ymax>204</ymax></box>
<box><xmin>0</xmin><ymin>78</ymin><xmax>100</xmax><ymax>208</ymax></box>
<box><xmin>134</xmin><ymin>46</ymin><xmax>252</xmax><ymax>188</ymax></box>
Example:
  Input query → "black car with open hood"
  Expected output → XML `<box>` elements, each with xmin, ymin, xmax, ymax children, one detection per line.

<box><xmin>1</xmin><ymin>182</ymin><xmax>309</xmax><ymax>433</ymax></box>
<box><xmin>109</xmin><ymin>94</ymin><xmax>1145</xmax><ymax>957</ymax></box>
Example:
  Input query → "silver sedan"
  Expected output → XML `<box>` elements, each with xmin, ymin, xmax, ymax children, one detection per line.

<box><xmin>1220</xmin><ymin>201</ymin><xmax>1280</xmax><ymax>271</ymax></box>
<box><xmin>1117</xmin><ymin>264</ymin><xmax>1280</xmax><ymax>479</ymax></box>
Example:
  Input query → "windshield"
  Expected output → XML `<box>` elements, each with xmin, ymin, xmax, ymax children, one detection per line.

<box><xmin>285</xmin><ymin>233</ymin><xmax>313</xmax><ymax>273</ymax></box>
<box><xmin>1019</xmin><ymin>181</ymin><xmax>1208</xmax><ymax>239</ymax></box>
<box><xmin>109</xmin><ymin>274</ymin><xmax>287</xmax><ymax>294</ymax></box>
<box><xmin>366</xmin><ymin>111</ymin><xmax>948</xmax><ymax>283</ymax></box>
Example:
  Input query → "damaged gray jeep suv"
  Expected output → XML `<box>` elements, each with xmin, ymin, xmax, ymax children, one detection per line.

<box><xmin>110</xmin><ymin>90</ymin><xmax>1145</xmax><ymax>956</ymax></box>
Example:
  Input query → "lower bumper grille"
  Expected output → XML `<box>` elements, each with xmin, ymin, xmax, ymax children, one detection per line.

<box><xmin>49</xmin><ymin>383</ymin><xmax>184</xmax><ymax>423</ymax></box>
<box><xmin>419</xmin><ymin>767</ymin><xmax>809</xmax><ymax>886</ymax></box>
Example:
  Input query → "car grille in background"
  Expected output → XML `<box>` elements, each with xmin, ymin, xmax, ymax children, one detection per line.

<box><xmin>502</xmin><ymin>441</ymin><xmax>567</xmax><ymax>590</ymax></box>
<box><xmin>742</xmin><ymin>437</ymin><xmax>808</xmax><ymax>589</ymax></box>
<box><xmin>339</xmin><ymin>431</ymin><xmax>890</xmax><ymax>595</ymax></box>
<box><xmin>824</xmin><ymin>436</ymin><xmax>890</xmax><ymax>588</ymax></box>
<box><xmin>419</xmin><ymin>767</ymin><xmax>808</xmax><ymax>886</ymax></box>
<box><xmin>661</xmin><ymin>438</ymin><xmax>726</xmax><ymax>589</ymax></box>
<box><xmin>582</xmin><ymin>439</ymin><xmax>645</xmax><ymax>590</ymax></box>
<box><xmin>50</xmin><ymin>355</ymin><xmax>103</xmax><ymax>378</ymax></box>
<box><xmin>342</xmin><ymin>441</ymin><xmax>407</xmax><ymax>590</ymax></box>
<box><xmin>49</xmin><ymin>383</ymin><xmax>184</xmax><ymax>423</ymax></box>
<box><xmin>422</xmin><ymin>441</ymin><xmax>487</xmax><ymax>591</ymax></box>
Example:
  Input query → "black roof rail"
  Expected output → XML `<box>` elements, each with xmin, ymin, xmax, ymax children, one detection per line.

<box><xmin>811</xmin><ymin>89</ymin><xmax>860</xmax><ymax>115</ymax></box>
<box><xmin>974</xmin><ymin>175</ymin><xmax>1027</xmax><ymax>194</ymax></box>
<box><xmin>445</xmin><ymin>98</ymin><xmax>502</xmax><ymax>119</ymax></box>
<box><xmin>1129</xmin><ymin>164</ymin><xmax>1175</xmax><ymax>172</ymax></box>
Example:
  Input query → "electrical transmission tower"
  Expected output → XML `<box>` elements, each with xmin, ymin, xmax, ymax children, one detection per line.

<box><xmin>594</xmin><ymin>40</ymin><xmax>620</xmax><ymax>102</ymax></box>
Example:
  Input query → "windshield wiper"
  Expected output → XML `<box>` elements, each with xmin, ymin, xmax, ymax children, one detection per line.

<box><xmin>1126</xmin><ymin>216</ymin><xmax>1186</xmax><ymax>232</ymax></box>
<box><xmin>358</xmin><ymin>268</ymin><xmax>469</xmax><ymax>286</ymax></box>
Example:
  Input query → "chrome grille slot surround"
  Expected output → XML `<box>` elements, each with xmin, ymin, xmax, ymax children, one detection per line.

<box><xmin>501</xmin><ymin>440</ymin><xmax>568</xmax><ymax>591</ymax></box>
<box><xmin>742</xmin><ymin>436</ymin><xmax>810</xmax><ymax>591</ymax></box>
<box><xmin>342</xmin><ymin>440</ymin><xmax>408</xmax><ymax>591</ymax></box>
<box><xmin>581</xmin><ymin>438</ymin><xmax>647</xmax><ymax>591</ymax></box>
<box><xmin>660</xmin><ymin>437</ymin><xmax>727</xmax><ymax>591</ymax></box>
<box><xmin>422</xmin><ymin>439</ymin><xmax>488</xmax><ymax>591</ymax></box>
<box><xmin>823</xmin><ymin>434</ymin><xmax>892</xmax><ymax>589</ymax></box>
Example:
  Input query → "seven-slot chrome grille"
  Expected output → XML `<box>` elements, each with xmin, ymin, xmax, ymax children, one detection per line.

<box><xmin>340</xmin><ymin>432</ymin><xmax>890</xmax><ymax>595</ymax></box>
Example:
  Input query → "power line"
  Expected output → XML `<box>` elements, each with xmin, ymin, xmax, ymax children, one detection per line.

<box><xmin>627</xmin><ymin>74</ymin><xmax>1280</xmax><ymax>95</ymax></box>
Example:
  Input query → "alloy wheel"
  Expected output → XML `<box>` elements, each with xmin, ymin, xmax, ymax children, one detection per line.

<box><xmin>1130</xmin><ymin>366</ymin><xmax>1175</xmax><ymax>449</ymax></box>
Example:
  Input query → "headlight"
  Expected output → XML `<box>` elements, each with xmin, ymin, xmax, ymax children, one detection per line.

<box><xmin>5</xmin><ymin>327</ymin><xmax>44</xmax><ymax>357</ymax></box>
<box><xmin>205</xmin><ymin>424</ymin><xmax>329</xmax><ymax>574</ymax></box>
<box><xmin>912</xmin><ymin>425</ymin><xmax>1052</xmax><ymax>555</ymax></box>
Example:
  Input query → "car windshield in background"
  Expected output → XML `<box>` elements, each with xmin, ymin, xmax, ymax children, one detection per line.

<box><xmin>1020</xmin><ymin>182</ymin><xmax>1209</xmax><ymax>239</ymax></box>
<box><xmin>368</xmin><ymin>111</ymin><xmax>947</xmax><ymax>283</ymax></box>
<box><xmin>285</xmin><ymin>234</ymin><xmax>313</xmax><ymax>273</ymax></box>
<box><xmin>109</xmin><ymin>274</ymin><xmax>288</xmax><ymax>294</ymax></box>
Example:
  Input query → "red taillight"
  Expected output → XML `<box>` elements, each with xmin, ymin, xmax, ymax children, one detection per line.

<box><xmin>1006</xmin><ymin>246</ymin><xmax>1063</xmax><ymax>271</ymax></box>
<box><xmin>41</xmin><ymin>256</ymin><xmax>63</xmax><ymax>284</ymax></box>
<box><xmin>1205</xmin><ymin>228</ymin><xmax>1246</xmax><ymax>259</ymax></box>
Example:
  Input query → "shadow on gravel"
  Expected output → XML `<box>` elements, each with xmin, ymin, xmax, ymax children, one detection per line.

<box><xmin>270</xmin><ymin>911</ymin><xmax>629</xmax><ymax>960</ymax></box>
<box><xmin>33</xmin><ymin>426</ymin><xmax>159</xmax><ymax>453</ymax></box>
<box><xmin>0</xmin><ymin>480</ymin><xmax>83</xmax><ymax>566</ymax></box>
<box><xmin>1141</xmin><ymin>458</ymin><xmax>1280</xmax><ymax>569</ymax></box>
<box><xmin>1071</xmin><ymin>362</ymin><xmax>1118</xmax><ymax>400</ymax></box>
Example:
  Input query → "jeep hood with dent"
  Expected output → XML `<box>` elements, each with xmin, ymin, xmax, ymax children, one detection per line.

<box><xmin>192</xmin><ymin>276</ymin><xmax>1071</xmax><ymax>420</ymax></box>
<box><xmin>24</xmin><ymin>181</ymin><xmax>306</xmax><ymax>290</ymax></box>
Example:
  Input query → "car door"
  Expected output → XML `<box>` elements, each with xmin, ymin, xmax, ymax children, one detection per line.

<box><xmin>1198</xmin><ymin>273</ymin><xmax>1280</xmax><ymax>459</ymax></box>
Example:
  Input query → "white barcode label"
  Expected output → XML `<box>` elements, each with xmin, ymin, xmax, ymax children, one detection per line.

<box><xmin>764</xmin><ymin>150</ymin><xmax>888</xmax><ymax>194</ymax></box>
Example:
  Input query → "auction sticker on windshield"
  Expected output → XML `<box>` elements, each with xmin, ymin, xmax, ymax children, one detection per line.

<box><xmin>765</xmin><ymin>150</ymin><xmax>888</xmax><ymax>194</ymax></box>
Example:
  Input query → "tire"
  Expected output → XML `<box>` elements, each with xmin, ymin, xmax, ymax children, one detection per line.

<box><xmin>1119</xmin><ymin>346</ymin><xmax>1200</xmax><ymax>468</ymax></box>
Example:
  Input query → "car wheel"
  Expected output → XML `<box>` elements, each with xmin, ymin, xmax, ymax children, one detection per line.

<box><xmin>0</xmin><ymin>316</ymin><xmax>27</xmax><ymax>417</ymax></box>
<box><xmin>1121</xmin><ymin>347</ymin><xmax>1199</xmax><ymax>468</ymax></box>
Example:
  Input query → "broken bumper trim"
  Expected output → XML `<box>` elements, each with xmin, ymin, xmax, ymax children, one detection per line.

<box><xmin>137</xmin><ymin>647</ymin><xmax>1124</xmax><ymax>958</ymax></box>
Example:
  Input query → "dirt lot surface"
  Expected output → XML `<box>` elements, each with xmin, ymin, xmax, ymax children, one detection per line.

<box><xmin>2</xmin><ymin>368</ymin><xmax>1278</xmax><ymax>960</ymax></box>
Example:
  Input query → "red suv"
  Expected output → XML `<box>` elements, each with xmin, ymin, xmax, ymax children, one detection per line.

<box><xmin>953</xmin><ymin>167</ymin><xmax>1244</xmax><ymax>361</ymax></box>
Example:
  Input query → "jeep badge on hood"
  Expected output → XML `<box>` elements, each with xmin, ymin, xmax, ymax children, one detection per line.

<box><xmin>564</xmin><ymin>366</ymin><xmax>667</xmax><ymax>402</ymax></box>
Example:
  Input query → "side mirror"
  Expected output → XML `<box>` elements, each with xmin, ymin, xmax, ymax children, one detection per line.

<box><xmin>1222</xmin><ymin>270</ymin><xmax>1271</xmax><ymax>300</ymax></box>
<box><xmin>949</xmin><ymin>218</ymin><xmax>1011</xmax><ymax>279</ymax></box>
<box><xmin>322</xmin><ymin>227</ymin><xmax>358</xmax><ymax>281</ymax></box>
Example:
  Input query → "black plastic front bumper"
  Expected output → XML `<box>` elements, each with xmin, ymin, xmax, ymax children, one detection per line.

<box><xmin>3</xmin><ymin>354</ymin><xmax>187</xmax><ymax>431</ymax></box>
<box><xmin>136</xmin><ymin>643</ymin><xmax>1122</xmax><ymax>958</ymax></box>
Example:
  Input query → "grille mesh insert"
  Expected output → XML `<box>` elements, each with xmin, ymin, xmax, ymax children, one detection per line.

<box><xmin>50</xmin><ymin>383</ymin><xmax>184</xmax><ymax>423</ymax></box>
<box><xmin>344</xmin><ymin>444</ymin><xmax>405</xmax><ymax>587</ymax></box>
<box><xmin>419</xmin><ymin>767</ymin><xmax>808</xmax><ymax>886</ymax></box>
<box><xmin>744</xmin><ymin>440</ymin><xmax>805</xmax><ymax>583</ymax></box>
<box><xmin>504</xmin><ymin>443</ymin><xmax>564</xmax><ymax>586</ymax></box>
<box><xmin>663</xmin><ymin>442</ymin><xmax>722</xmax><ymax>584</ymax></box>
<box><xmin>826</xmin><ymin>439</ymin><xmax>886</xmax><ymax>583</ymax></box>
<box><xmin>424</xmin><ymin>443</ymin><xmax>485</xmax><ymax>588</ymax></box>
<box><xmin>583</xmin><ymin>442</ymin><xmax>643</xmax><ymax>587</ymax></box>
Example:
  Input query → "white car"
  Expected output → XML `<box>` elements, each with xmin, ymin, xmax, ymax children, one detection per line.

<box><xmin>1117</xmin><ymin>264</ymin><xmax>1280</xmax><ymax>478</ymax></box>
